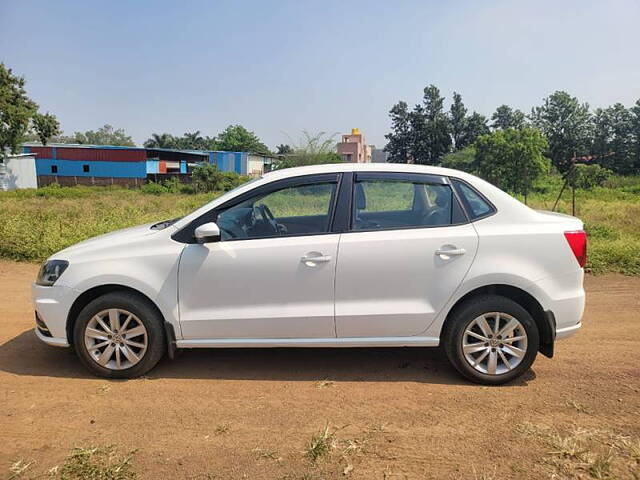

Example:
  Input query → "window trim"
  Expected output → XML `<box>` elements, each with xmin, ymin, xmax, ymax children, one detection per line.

<box><xmin>345</xmin><ymin>172</ymin><xmax>469</xmax><ymax>234</ymax></box>
<box><xmin>172</xmin><ymin>173</ymin><xmax>342</xmax><ymax>244</ymax></box>
<box><xmin>449</xmin><ymin>177</ymin><xmax>497</xmax><ymax>222</ymax></box>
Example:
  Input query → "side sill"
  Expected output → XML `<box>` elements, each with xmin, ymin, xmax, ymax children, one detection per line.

<box><xmin>34</xmin><ymin>328</ymin><xmax>70</xmax><ymax>347</ymax></box>
<box><xmin>176</xmin><ymin>336</ymin><xmax>440</xmax><ymax>349</ymax></box>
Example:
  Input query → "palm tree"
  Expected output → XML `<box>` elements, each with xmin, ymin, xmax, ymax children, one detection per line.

<box><xmin>144</xmin><ymin>133</ymin><xmax>176</xmax><ymax>149</ymax></box>
<box><xmin>181</xmin><ymin>130</ymin><xmax>204</xmax><ymax>149</ymax></box>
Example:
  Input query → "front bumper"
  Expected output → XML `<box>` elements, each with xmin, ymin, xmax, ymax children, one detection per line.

<box><xmin>32</xmin><ymin>283</ymin><xmax>78</xmax><ymax>348</ymax></box>
<box><xmin>34</xmin><ymin>325</ymin><xmax>70</xmax><ymax>347</ymax></box>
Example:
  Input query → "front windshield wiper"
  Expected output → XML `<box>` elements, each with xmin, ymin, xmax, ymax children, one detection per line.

<box><xmin>150</xmin><ymin>217</ymin><xmax>182</xmax><ymax>230</ymax></box>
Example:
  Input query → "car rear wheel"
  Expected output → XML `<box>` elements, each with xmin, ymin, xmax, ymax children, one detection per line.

<box><xmin>443</xmin><ymin>295</ymin><xmax>539</xmax><ymax>385</ymax></box>
<box><xmin>73</xmin><ymin>292</ymin><xmax>165</xmax><ymax>379</ymax></box>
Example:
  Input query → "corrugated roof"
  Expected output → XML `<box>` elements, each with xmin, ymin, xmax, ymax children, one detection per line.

<box><xmin>23</xmin><ymin>142</ymin><xmax>144</xmax><ymax>150</ymax></box>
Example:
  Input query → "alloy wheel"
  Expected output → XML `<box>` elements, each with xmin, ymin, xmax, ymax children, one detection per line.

<box><xmin>462</xmin><ymin>312</ymin><xmax>528</xmax><ymax>375</ymax></box>
<box><xmin>84</xmin><ymin>308</ymin><xmax>148</xmax><ymax>370</ymax></box>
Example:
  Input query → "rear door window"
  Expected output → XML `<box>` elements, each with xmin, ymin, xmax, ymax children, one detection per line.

<box><xmin>351</xmin><ymin>175</ymin><xmax>466</xmax><ymax>231</ymax></box>
<box><xmin>451</xmin><ymin>179</ymin><xmax>495</xmax><ymax>220</ymax></box>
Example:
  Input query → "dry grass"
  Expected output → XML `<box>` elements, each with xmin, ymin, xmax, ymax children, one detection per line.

<box><xmin>315</xmin><ymin>379</ymin><xmax>335</xmax><ymax>388</ymax></box>
<box><xmin>565</xmin><ymin>399</ymin><xmax>592</xmax><ymax>414</ymax></box>
<box><xmin>517</xmin><ymin>422</ymin><xmax>640</xmax><ymax>479</ymax></box>
<box><xmin>305</xmin><ymin>425</ymin><xmax>335</xmax><ymax>462</ymax></box>
<box><xmin>214</xmin><ymin>423</ymin><xmax>231</xmax><ymax>435</ymax></box>
<box><xmin>8</xmin><ymin>459</ymin><xmax>34</xmax><ymax>479</ymax></box>
<box><xmin>7</xmin><ymin>446</ymin><xmax>139</xmax><ymax>480</ymax></box>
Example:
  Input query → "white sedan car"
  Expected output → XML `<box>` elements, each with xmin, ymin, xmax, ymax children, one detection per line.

<box><xmin>32</xmin><ymin>164</ymin><xmax>585</xmax><ymax>384</ymax></box>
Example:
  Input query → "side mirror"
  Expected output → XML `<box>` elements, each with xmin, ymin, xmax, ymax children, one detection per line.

<box><xmin>194</xmin><ymin>222</ymin><xmax>221</xmax><ymax>244</ymax></box>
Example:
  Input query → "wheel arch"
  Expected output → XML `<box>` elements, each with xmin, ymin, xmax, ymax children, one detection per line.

<box><xmin>442</xmin><ymin>284</ymin><xmax>555</xmax><ymax>358</ymax></box>
<box><xmin>66</xmin><ymin>284</ymin><xmax>176</xmax><ymax>357</ymax></box>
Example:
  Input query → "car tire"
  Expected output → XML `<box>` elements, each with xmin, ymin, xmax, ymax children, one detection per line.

<box><xmin>73</xmin><ymin>291</ymin><xmax>165</xmax><ymax>379</ymax></box>
<box><xmin>443</xmin><ymin>295</ymin><xmax>539</xmax><ymax>385</ymax></box>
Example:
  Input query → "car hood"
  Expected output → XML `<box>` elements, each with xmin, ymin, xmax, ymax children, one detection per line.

<box><xmin>51</xmin><ymin>222</ymin><xmax>164</xmax><ymax>260</ymax></box>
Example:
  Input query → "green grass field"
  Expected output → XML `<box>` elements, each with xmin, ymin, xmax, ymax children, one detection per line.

<box><xmin>0</xmin><ymin>177</ymin><xmax>638</xmax><ymax>274</ymax></box>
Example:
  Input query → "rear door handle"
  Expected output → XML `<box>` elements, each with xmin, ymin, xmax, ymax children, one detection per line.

<box><xmin>435</xmin><ymin>248</ymin><xmax>466</xmax><ymax>258</ymax></box>
<box><xmin>301</xmin><ymin>254</ymin><xmax>331</xmax><ymax>266</ymax></box>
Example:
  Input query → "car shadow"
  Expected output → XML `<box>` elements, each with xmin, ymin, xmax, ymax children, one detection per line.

<box><xmin>0</xmin><ymin>329</ymin><xmax>536</xmax><ymax>386</ymax></box>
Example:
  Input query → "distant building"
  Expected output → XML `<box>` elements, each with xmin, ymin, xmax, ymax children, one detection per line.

<box><xmin>207</xmin><ymin>151</ymin><xmax>274</xmax><ymax>176</ymax></box>
<box><xmin>371</xmin><ymin>147</ymin><xmax>389</xmax><ymax>163</ymax></box>
<box><xmin>22</xmin><ymin>144</ymin><xmax>274</xmax><ymax>187</ymax></box>
<box><xmin>337</xmin><ymin>128</ymin><xmax>372</xmax><ymax>163</ymax></box>
<box><xmin>0</xmin><ymin>153</ymin><xmax>38</xmax><ymax>190</ymax></box>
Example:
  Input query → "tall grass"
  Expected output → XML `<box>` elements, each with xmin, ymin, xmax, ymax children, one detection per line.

<box><xmin>525</xmin><ymin>176</ymin><xmax>640</xmax><ymax>275</ymax></box>
<box><xmin>0</xmin><ymin>186</ymin><xmax>217</xmax><ymax>261</ymax></box>
<box><xmin>1</xmin><ymin>178</ymin><xmax>638</xmax><ymax>274</ymax></box>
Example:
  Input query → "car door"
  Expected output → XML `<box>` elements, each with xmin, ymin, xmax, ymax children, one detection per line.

<box><xmin>178</xmin><ymin>174</ymin><xmax>341</xmax><ymax>340</ymax></box>
<box><xmin>335</xmin><ymin>172</ymin><xmax>479</xmax><ymax>338</ymax></box>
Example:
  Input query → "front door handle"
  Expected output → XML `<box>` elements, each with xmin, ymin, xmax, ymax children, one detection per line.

<box><xmin>301</xmin><ymin>253</ymin><xmax>331</xmax><ymax>267</ymax></box>
<box><xmin>435</xmin><ymin>247</ymin><xmax>466</xmax><ymax>259</ymax></box>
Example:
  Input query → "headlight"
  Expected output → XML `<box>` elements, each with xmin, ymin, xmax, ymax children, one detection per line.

<box><xmin>36</xmin><ymin>260</ymin><xmax>69</xmax><ymax>286</ymax></box>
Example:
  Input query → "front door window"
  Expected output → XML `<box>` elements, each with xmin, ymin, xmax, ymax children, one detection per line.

<box><xmin>216</xmin><ymin>181</ymin><xmax>337</xmax><ymax>240</ymax></box>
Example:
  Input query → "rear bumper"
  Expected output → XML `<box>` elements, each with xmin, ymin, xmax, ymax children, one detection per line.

<box><xmin>556</xmin><ymin>321</ymin><xmax>582</xmax><ymax>340</ymax></box>
<box><xmin>531</xmin><ymin>270</ymin><xmax>585</xmax><ymax>332</ymax></box>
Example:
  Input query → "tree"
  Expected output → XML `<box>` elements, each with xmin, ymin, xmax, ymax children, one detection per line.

<box><xmin>216</xmin><ymin>124</ymin><xmax>270</xmax><ymax>155</ymax></box>
<box><xmin>0</xmin><ymin>63</ymin><xmax>38</xmax><ymax>156</ymax></box>
<box><xmin>405</xmin><ymin>85</ymin><xmax>452</xmax><ymax>164</ymax></box>
<box><xmin>449</xmin><ymin>92</ymin><xmax>468</xmax><ymax>151</ymax></box>
<box><xmin>458</xmin><ymin>112</ymin><xmax>489</xmax><ymax>150</ymax></box>
<box><xmin>31</xmin><ymin>112</ymin><xmax>61</xmax><ymax>146</ymax></box>
<box><xmin>474</xmin><ymin>127</ymin><xmax>549</xmax><ymax>202</ymax></box>
<box><xmin>491</xmin><ymin>105</ymin><xmax>526</xmax><ymax>130</ymax></box>
<box><xmin>144</xmin><ymin>133</ymin><xmax>178</xmax><ymax>149</ymax></box>
<box><xmin>274</xmin><ymin>131</ymin><xmax>341</xmax><ymax>169</ymax></box>
<box><xmin>178</xmin><ymin>130</ymin><xmax>216</xmax><ymax>150</ymax></box>
<box><xmin>72</xmin><ymin>124</ymin><xmax>135</xmax><ymax>146</ymax></box>
<box><xmin>417</xmin><ymin>85</ymin><xmax>452</xmax><ymax>164</ymax></box>
<box><xmin>384</xmin><ymin>101</ymin><xmax>412</xmax><ymax>163</ymax></box>
<box><xmin>531</xmin><ymin>91</ymin><xmax>591</xmax><ymax>173</ymax></box>
<box><xmin>591</xmin><ymin>103</ymin><xmax>635</xmax><ymax>174</ymax></box>
<box><xmin>276</xmin><ymin>144</ymin><xmax>293</xmax><ymax>155</ymax></box>
<box><xmin>631</xmin><ymin>99</ymin><xmax>640</xmax><ymax>174</ymax></box>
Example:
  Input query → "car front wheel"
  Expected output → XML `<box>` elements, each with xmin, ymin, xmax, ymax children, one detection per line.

<box><xmin>73</xmin><ymin>291</ymin><xmax>165</xmax><ymax>379</ymax></box>
<box><xmin>443</xmin><ymin>295</ymin><xmax>539</xmax><ymax>385</ymax></box>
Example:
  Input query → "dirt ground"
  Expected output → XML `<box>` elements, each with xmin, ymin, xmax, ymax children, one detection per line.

<box><xmin>1</xmin><ymin>259</ymin><xmax>639</xmax><ymax>480</ymax></box>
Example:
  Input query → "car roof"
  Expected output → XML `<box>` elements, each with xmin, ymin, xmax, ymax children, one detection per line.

<box><xmin>262</xmin><ymin>162</ymin><xmax>465</xmax><ymax>181</ymax></box>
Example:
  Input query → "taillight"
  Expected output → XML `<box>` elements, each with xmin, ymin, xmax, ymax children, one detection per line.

<box><xmin>564</xmin><ymin>230</ymin><xmax>587</xmax><ymax>268</ymax></box>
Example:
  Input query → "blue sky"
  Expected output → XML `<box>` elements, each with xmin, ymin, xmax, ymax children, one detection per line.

<box><xmin>2</xmin><ymin>0</ymin><xmax>639</xmax><ymax>149</ymax></box>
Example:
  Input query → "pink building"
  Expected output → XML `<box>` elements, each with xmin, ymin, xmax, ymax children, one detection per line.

<box><xmin>337</xmin><ymin>128</ymin><xmax>372</xmax><ymax>163</ymax></box>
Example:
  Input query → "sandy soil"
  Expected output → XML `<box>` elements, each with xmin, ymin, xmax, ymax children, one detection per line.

<box><xmin>1</xmin><ymin>259</ymin><xmax>639</xmax><ymax>479</ymax></box>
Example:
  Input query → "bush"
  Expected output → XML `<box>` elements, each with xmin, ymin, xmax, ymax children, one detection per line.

<box><xmin>440</xmin><ymin>146</ymin><xmax>476</xmax><ymax>173</ymax></box>
<box><xmin>140</xmin><ymin>182</ymin><xmax>168</xmax><ymax>195</ymax></box>
<box><xmin>192</xmin><ymin>163</ymin><xmax>223</xmax><ymax>192</ymax></box>
<box><xmin>34</xmin><ymin>183</ymin><xmax>89</xmax><ymax>198</ymax></box>
<box><xmin>192</xmin><ymin>163</ymin><xmax>251</xmax><ymax>192</ymax></box>
<box><xmin>162</xmin><ymin>176</ymin><xmax>182</xmax><ymax>193</ymax></box>
<box><xmin>570</xmin><ymin>164</ymin><xmax>612</xmax><ymax>190</ymax></box>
